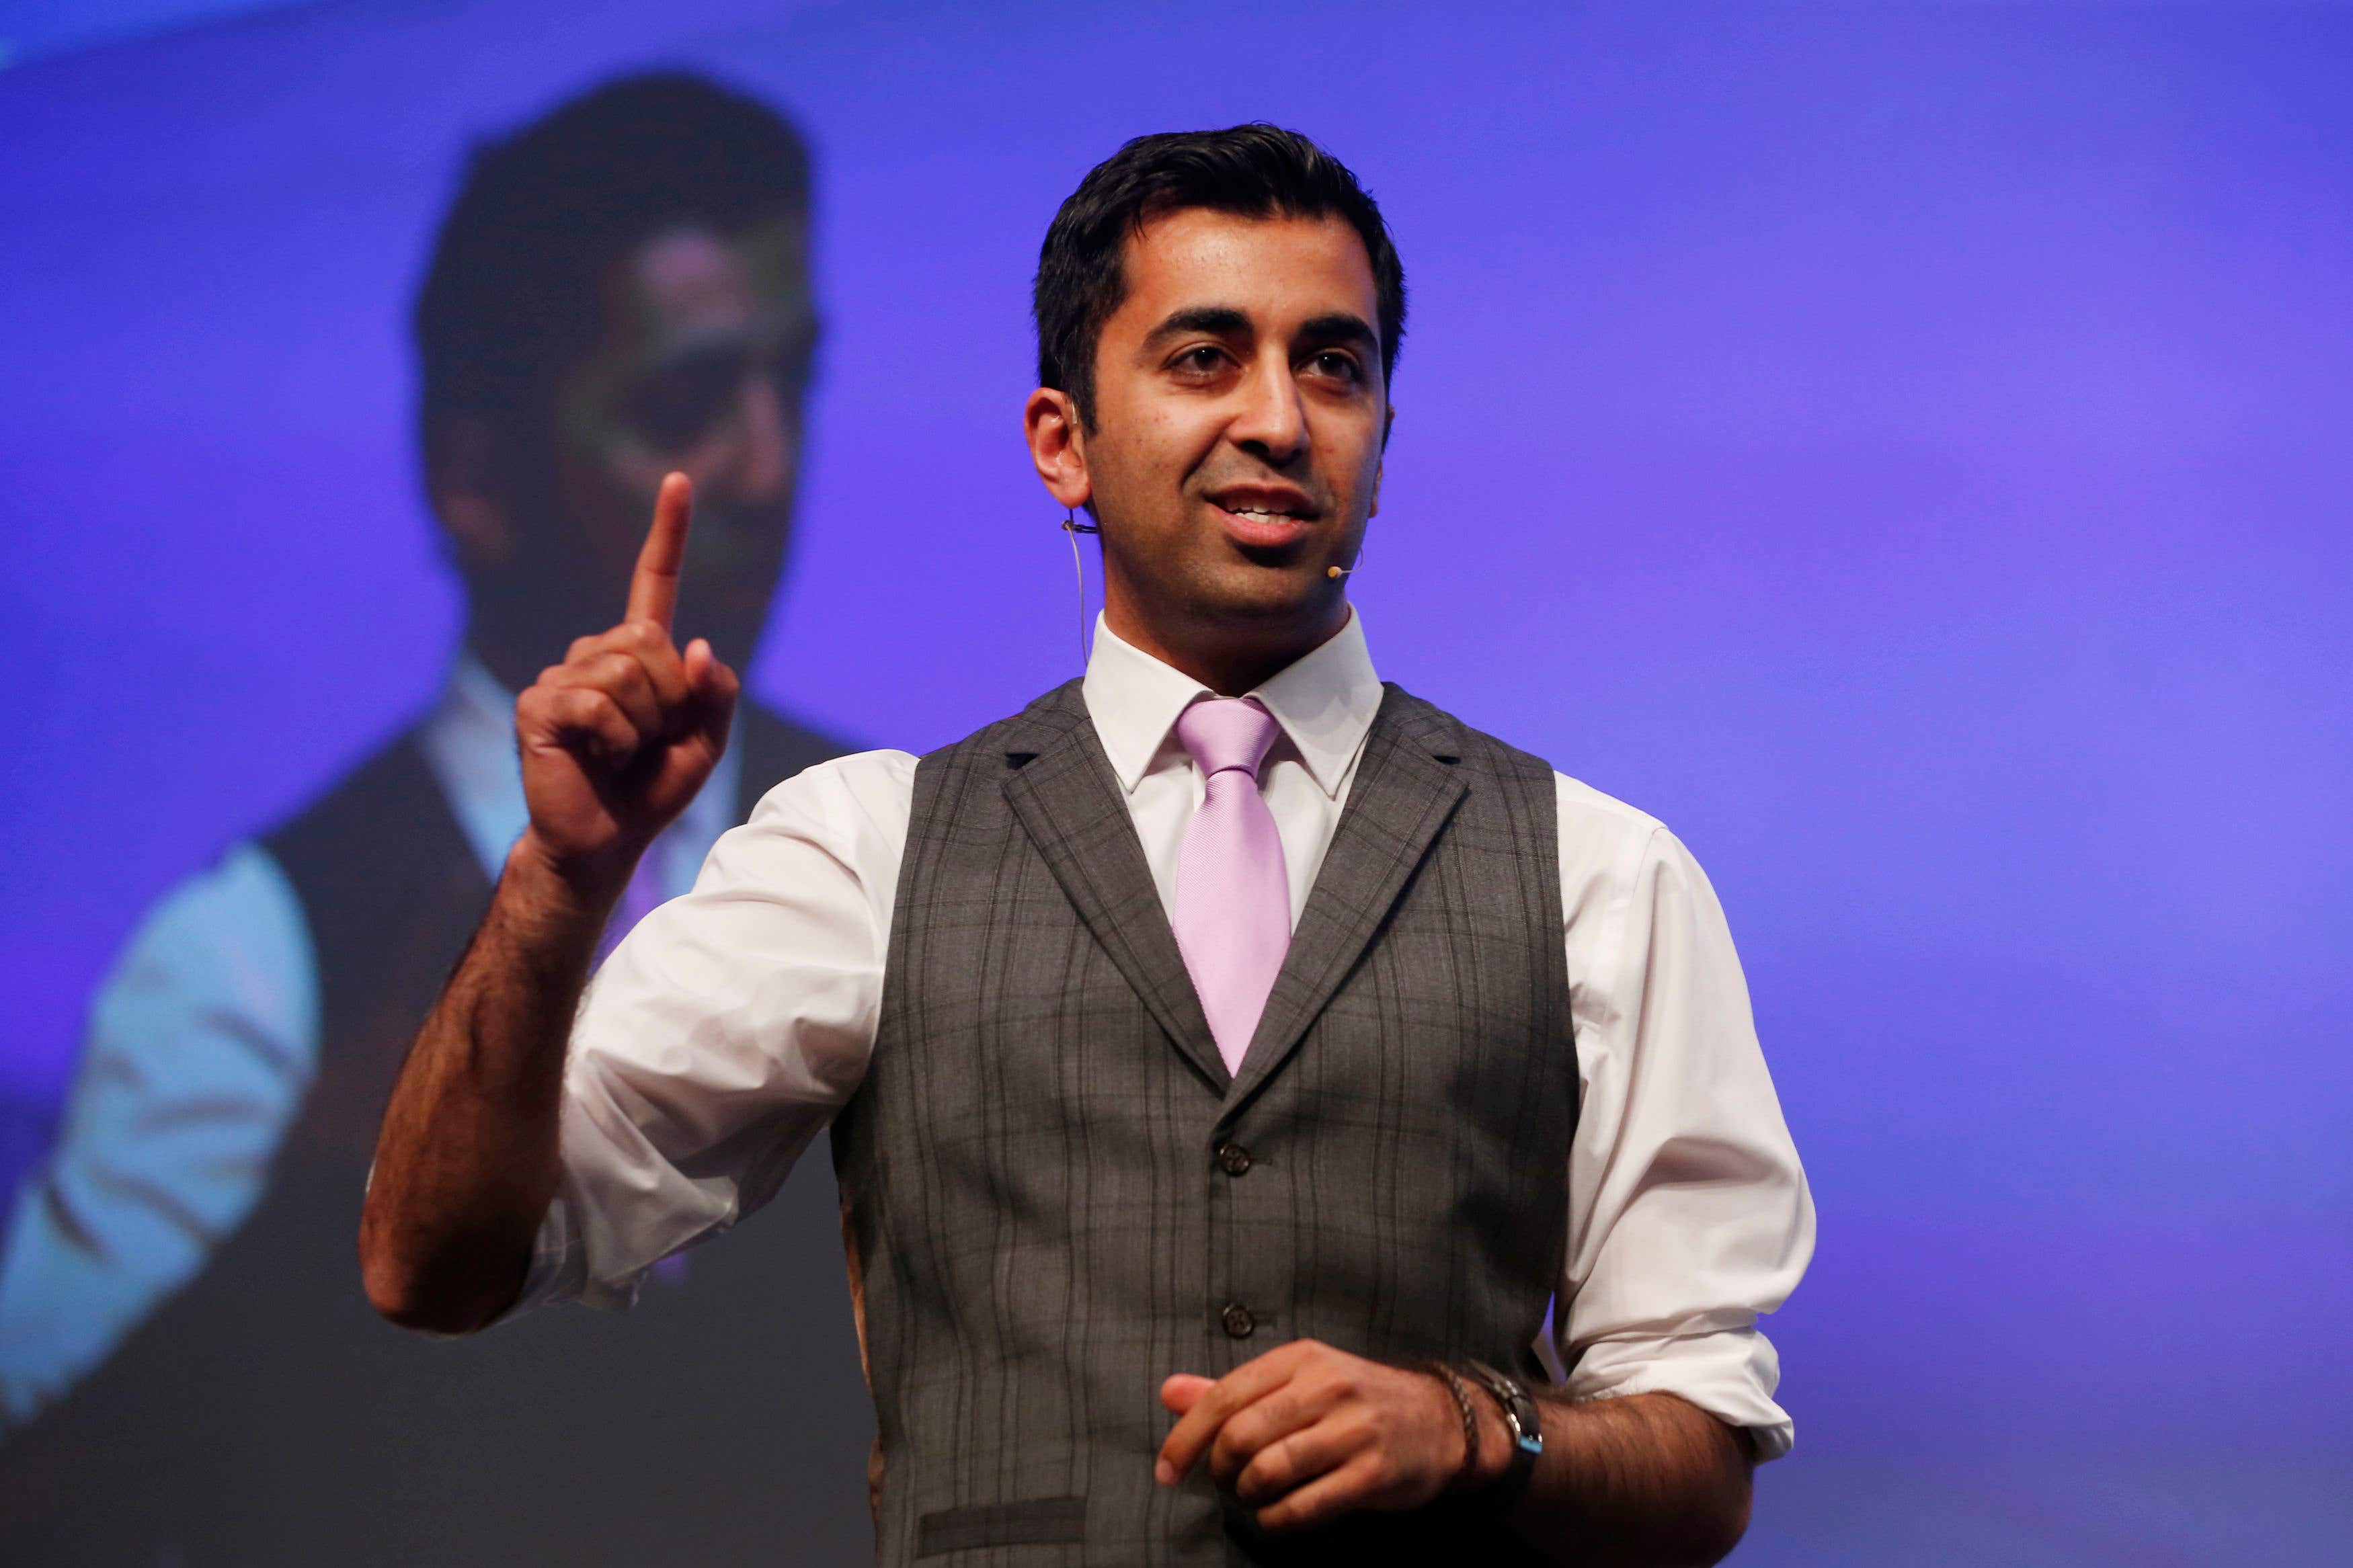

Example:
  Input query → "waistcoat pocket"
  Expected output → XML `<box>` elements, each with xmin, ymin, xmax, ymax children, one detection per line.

<box><xmin>916</xmin><ymin>1496</ymin><xmax>1087</xmax><ymax>1556</ymax></box>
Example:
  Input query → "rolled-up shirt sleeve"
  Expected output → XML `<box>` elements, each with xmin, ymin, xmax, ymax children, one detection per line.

<box><xmin>1552</xmin><ymin>776</ymin><xmax>1814</xmax><ymax>1459</ymax></box>
<box><xmin>512</xmin><ymin>751</ymin><xmax>914</xmax><ymax>1316</ymax></box>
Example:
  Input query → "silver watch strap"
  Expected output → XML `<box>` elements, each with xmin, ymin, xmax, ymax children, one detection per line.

<box><xmin>1462</xmin><ymin>1360</ymin><xmax>1544</xmax><ymax>1507</ymax></box>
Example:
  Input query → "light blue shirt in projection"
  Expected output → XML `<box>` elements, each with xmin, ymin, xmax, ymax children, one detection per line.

<box><xmin>0</xmin><ymin>655</ymin><xmax>738</xmax><ymax>1428</ymax></box>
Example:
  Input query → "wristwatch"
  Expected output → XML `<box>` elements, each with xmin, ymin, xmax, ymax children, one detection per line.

<box><xmin>1462</xmin><ymin>1360</ymin><xmax>1544</xmax><ymax>1507</ymax></box>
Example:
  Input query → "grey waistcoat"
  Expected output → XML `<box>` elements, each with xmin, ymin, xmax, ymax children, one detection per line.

<box><xmin>831</xmin><ymin>678</ymin><xmax>1577</xmax><ymax>1565</ymax></box>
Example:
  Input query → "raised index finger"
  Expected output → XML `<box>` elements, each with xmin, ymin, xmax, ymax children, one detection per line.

<box><xmin>626</xmin><ymin>471</ymin><xmax>694</xmax><ymax>631</ymax></box>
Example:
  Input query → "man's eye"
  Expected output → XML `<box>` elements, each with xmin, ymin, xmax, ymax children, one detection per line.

<box><xmin>1310</xmin><ymin>351</ymin><xmax>1361</xmax><ymax>381</ymax></box>
<box><xmin>618</xmin><ymin>344</ymin><xmax>751</xmax><ymax>450</ymax></box>
<box><xmin>1172</xmin><ymin>345</ymin><xmax>1226</xmax><ymax>374</ymax></box>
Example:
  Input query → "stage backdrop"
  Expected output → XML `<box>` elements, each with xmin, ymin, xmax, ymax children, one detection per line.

<box><xmin>1</xmin><ymin>1</ymin><xmax>2347</xmax><ymax>1563</ymax></box>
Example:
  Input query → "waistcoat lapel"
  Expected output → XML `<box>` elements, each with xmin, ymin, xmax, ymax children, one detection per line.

<box><xmin>998</xmin><ymin>682</ymin><xmax>1228</xmax><ymax>1093</ymax></box>
<box><xmin>1222</xmin><ymin>685</ymin><xmax>1468</xmax><ymax>1114</ymax></box>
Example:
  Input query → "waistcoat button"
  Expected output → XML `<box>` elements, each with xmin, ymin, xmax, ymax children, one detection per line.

<box><xmin>1217</xmin><ymin>1143</ymin><xmax>1253</xmax><ymax>1176</ymax></box>
<box><xmin>1221</xmin><ymin>1303</ymin><xmax>1256</xmax><ymax>1339</ymax></box>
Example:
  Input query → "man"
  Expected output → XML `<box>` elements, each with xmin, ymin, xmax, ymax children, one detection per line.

<box><xmin>0</xmin><ymin>74</ymin><xmax>871</xmax><ymax>1563</ymax></box>
<box><xmin>366</xmin><ymin>126</ymin><xmax>1813</xmax><ymax>1564</ymax></box>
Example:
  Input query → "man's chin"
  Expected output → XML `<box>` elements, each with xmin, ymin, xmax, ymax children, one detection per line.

<box><xmin>1189</xmin><ymin>560</ymin><xmax>1343</xmax><ymax>627</ymax></box>
<box><xmin>674</xmin><ymin>587</ymin><xmax>777</xmax><ymax>669</ymax></box>
<box><xmin>696</xmin><ymin>623</ymin><xmax>768</xmax><ymax>677</ymax></box>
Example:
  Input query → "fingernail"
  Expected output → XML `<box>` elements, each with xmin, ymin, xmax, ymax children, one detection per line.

<box><xmin>1154</xmin><ymin>1460</ymin><xmax>1173</xmax><ymax>1486</ymax></box>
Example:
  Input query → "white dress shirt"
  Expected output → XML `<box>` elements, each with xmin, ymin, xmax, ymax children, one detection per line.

<box><xmin>0</xmin><ymin>654</ymin><xmax>735</xmax><ymax>1427</ymax></box>
<box><xmin>544</xmin><ymin>612</ymin><xmax>1815</xmax><ymax>1457</ymax></box>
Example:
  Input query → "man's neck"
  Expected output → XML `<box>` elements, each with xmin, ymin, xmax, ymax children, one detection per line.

<box><xmin>461</xmin><ymin>623</ymin><xmax>551</xmax><ymax>703</ymax></box>
<box><xmin>1102</xmin><ymin>597</ymin><xmax>1352</xmax><ymax>698</ymax></box>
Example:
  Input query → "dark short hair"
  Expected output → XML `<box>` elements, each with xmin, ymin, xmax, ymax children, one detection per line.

<box><xmin>1032</xmin><ymin>124</ymin><xmax>1406</xmax><ymax>429</ymax></box>
<box><xmin>413</xmin><ymin>72</ymin><xmax>811</xmax><ymax>456</ymax></box>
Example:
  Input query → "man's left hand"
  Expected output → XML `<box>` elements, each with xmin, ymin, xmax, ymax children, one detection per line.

<box><xmin>1155</xmin><ymin>1339</ymin><xmax>1486</xmax><ymax>1531</ymax></box>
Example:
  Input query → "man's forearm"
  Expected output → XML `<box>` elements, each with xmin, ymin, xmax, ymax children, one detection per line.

<box><xmin>1494</xmin><ymin>1390</ymin><xmax>1754</xmax><ymax>1568</ymax></box>
<box><xmin>356</xmin><ymin>838</ymin><xmax>614</xmax><ymax>1335</ymax></box>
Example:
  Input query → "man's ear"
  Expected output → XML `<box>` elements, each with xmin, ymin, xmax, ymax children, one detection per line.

<box><xmin>1023</xmin><ymin>386</ymin><xmax>1092</xmax><ymax>511</ymax></box>
<box><xmin>424</xmin><ymin>416</ymin><xmax>518</xmax><ymax>574</ymax></box>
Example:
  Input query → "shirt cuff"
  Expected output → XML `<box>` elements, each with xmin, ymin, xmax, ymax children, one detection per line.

<box><xmin>481</xmin><ymin>1191</ymin><xmax>643</xmax><ymax>1326</ymax></box>
<box><xmin>1562</xmin><ymin>1325</ymin><xmax>1795</xmax><ymax>1460</ymax></box>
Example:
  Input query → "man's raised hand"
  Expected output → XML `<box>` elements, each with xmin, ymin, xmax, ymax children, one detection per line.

<box><xmin>512</xmin><ymin>472</ymin><xmax>740</xmax><ymax>902</ymax></box>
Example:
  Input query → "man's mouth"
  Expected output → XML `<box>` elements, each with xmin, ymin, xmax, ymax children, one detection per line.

<box><xmin>1209</xmin><ymin>494</ymin><xmax>1318</xmax><ymax>549</ymax></box>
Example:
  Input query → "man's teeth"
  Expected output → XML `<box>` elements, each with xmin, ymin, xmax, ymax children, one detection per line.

<box><xmin>1228</xmin><ymin>506</ymin><xmax>1297</xmax><ymax>520</ymax></box>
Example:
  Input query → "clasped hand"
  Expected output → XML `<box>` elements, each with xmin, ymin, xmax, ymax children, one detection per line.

<box><xmin>1156</xmin><ymin>1339</ymin><xmax>1492</xmax><ymax>1532</ymax></box>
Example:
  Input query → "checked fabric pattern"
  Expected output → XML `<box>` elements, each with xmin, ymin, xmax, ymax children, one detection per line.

<box><xmin>831</xmin><ymin>677</ymin><xmax>1576</xmax><ymax>1566</ymax></box>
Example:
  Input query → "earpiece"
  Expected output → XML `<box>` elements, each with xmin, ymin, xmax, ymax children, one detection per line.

<box><xmin>1062</xmin><ymin>509</ymin><xmax>1100</xmax><ymax>669</ymax></box>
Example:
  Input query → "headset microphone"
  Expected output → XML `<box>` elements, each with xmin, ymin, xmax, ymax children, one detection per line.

<box><xmin>1327</xmin><ymin>565</ymin><xmax>1350</xmax><ymax>579</ymax></box>
<box><xmin>1061</xmin><ymin>509</ymin><xmax>1101</xmax><ymax>669</ymax></box>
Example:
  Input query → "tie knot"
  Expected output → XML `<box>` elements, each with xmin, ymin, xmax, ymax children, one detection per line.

<box><xmin>1174</xmin><ymin>697</ymin><xmax>1281</xmax><ymax>781</ymax></box>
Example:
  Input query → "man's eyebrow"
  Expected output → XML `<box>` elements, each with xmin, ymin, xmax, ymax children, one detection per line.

<box><xmin>1295</xmin><ymin>313</ymin><xmax>1379</xmax><ymax>355</ymax></box>
<box><xmin>1143</xmin><ymin>306</ymin><xmax>1253</xmax><ymax>345</ymax></box>
<box><xmin>1141</xmin><ymin>307</ymin><xmax>1380</xmax><ymax>358</ymax></box>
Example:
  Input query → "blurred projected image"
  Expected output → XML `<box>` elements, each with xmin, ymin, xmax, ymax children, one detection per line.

<box><xmin>0</xmin><ymin>72</ymin><xmax>866</xmax><ymax>1564</ymax></box>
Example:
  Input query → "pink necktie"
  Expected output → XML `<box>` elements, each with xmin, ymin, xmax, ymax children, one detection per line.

<box><xmin>1172</xmin><ymin>698</ymin><xmax>1290</xmax><ymax>1076</ymax></box>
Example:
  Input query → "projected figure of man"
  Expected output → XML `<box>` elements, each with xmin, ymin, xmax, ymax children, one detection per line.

<box><xmin>0</xmin><ymin>74</ymin><xmax>871</xmax><ymax>1564</ymax></box>
<box><xmin>365</xmin><ymin>127</ymin><xmax>1815</xmax><ymax>1565</ymax></box>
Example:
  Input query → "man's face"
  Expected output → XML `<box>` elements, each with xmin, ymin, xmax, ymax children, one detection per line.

<box><xmin>543</xmin><ymin>217</ymin><xmax>814</xmax><ymax>667</ymax></box>
<box><xmin>1080</xmin><ymin>208</ymin><xmax>1386</xmax><ymax>637</ymax></box>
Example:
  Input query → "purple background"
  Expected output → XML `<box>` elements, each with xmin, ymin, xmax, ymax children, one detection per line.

<box><xmin>3</xmin><ymin>1</ymin><xmax>2348</xmax><ymax>1559</ymax></box>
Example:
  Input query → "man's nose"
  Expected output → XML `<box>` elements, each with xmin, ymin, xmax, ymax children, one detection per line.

<box><xmin>1228</xmin><ymin>357</ymin><xmax>1308</xmax><ymax>464</ymax></box>
<box><xmin>687</xmin><ymin>372</ymin><xmax>795</xmax><ymax>503</ymax></box>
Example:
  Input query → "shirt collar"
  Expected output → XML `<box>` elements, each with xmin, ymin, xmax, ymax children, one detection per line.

<box><xmin>415</xmin><ymin>651</ymin><xmax>528</xmax><ymax>882</ymax></box>
<box><xmin>1081</xmin><ymin>608</ymin><xmax>1382</xmax><ymax>799</ymax></box>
